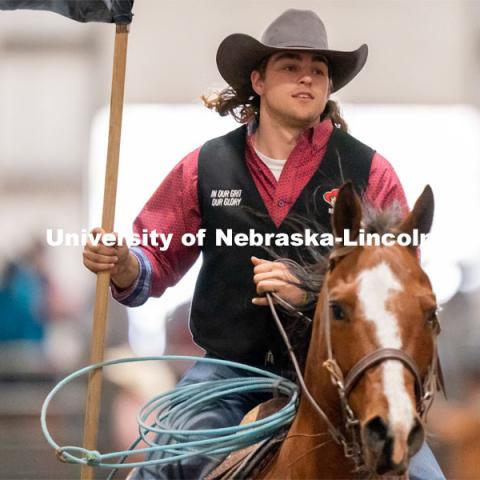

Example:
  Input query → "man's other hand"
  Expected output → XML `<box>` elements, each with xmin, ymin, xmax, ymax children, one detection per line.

<box><xmin>82</xmin><ymin>227</ymin><xmax>138</xmax><ymax>290</ymax></box>
<box><xmin>251</xmin><ymin>256</ymin><xmax>305</xmax><ymax>306</ymax></box>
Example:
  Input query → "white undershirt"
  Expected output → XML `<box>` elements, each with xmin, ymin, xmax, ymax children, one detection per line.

<box><xmin>254</xmin><ymin>148</ymin><xmax>287</xmax><ymax>181</ymax></box>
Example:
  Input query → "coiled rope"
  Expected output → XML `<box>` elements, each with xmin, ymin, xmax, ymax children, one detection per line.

<box><xmin>40</xmin><ymin>355</ymin><xmax>298</xmax><ymax>474</ymax></box>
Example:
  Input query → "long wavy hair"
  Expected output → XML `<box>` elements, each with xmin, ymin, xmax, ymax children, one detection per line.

<box><xmin>202</xmin><ymin>56</ymin><xmax>348</xmax><ymax>131</ymax></box>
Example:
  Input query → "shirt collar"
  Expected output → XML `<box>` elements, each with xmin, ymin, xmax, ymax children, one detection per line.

<box><xmin>247</xmin><ymin>116</ymin><xmax>334</xmax><ymax>151</ymax></box>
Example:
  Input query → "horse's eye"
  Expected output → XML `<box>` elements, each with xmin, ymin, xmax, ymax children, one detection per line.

<box><xmin>330</xmin><ymin>302</ymin><xmax>347</xmax><ymax>321</ymax></box>
<box><xmin>426</xmin><ymin>307</ymin><xmax>441</xmax><ymax>332</ymax></box>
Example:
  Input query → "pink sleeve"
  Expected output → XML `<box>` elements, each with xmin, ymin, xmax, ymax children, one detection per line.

<box><xmin>364</xmin><ymin>152</ymin><xmax>409</xmax><ymax>216</ymax></box>
<box><xmin>133</xmin><ymin>147</ymin><xmax>202</xmax><ymax>297</ymax></box>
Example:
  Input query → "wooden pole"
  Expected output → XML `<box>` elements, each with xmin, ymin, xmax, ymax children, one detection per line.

<box><xmin>81</xmin><ymin>23</ymin><xmax>129</xmax><ymax>480</ymax></box>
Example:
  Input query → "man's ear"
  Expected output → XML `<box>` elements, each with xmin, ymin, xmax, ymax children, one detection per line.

<box><xmin>251</xmin><ymin>70</ymin><xmax>264</xmax><ymax>96</ymax></box>
<box><xmin>332</xmin><ymin>182</ymin><xmax>362</xmax><ymax>243</ymax></box>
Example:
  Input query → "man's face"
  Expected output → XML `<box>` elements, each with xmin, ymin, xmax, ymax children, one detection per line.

<box><xmin>251</xmin><ymin>51</ymin><xmax>330</xmax><ymax>129</ymax></box>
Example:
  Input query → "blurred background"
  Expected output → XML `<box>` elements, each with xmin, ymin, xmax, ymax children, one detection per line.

<box><xmin>1</xmin><ymin>0</ymin><xmax>480</xmax><ymax>478</ymax></box>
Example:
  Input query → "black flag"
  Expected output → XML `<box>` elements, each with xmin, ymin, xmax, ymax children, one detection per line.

<box><xmin>0</xmin><ymin>0</ymin><xmax>133</xmax><ymax>24</ymax></box>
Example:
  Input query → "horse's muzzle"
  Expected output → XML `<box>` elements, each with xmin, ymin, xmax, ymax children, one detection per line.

<box><xmin>362</xmin><ymin>414</ymin><xmax>425</xmax><ymax>475</ymax></box>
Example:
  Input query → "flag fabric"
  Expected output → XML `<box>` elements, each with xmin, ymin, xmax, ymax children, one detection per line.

<box><xmin>0</xmin><ymin>0</ymin><xmax>133</xmax><ymax>24</ymax></box>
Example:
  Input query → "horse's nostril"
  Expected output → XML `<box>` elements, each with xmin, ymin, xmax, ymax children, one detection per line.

<box><xmin>407</xmin><ymin>417</ymin><xmax>425</xmax><ymax>455</ymax></box>
<box><xmin>364</xmin><ymin>415</ymin><xmax>388</xmax><ymax>445</ymax></box>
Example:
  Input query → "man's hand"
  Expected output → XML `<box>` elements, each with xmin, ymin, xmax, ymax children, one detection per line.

<box><xmin>82</xmin><ymin>227</ymin><xmax>139</xmax><ymax>290</ymax></box>
<box><xmin>251</xmin><ymin>256</ymin><xmax>305</xmax><ymax>306</ymax></box>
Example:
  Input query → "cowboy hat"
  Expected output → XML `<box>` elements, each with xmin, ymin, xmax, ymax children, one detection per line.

<box><xmin>216</xmin><ymin>9</ymin><xmax>368</xmax><ymax>93</ymax></box>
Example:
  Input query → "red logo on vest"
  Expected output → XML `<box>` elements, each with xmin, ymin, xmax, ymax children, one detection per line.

<box><xmin>323</xmin><ymin>188</ymin><xmax>339</xmax><ymax>213</ymax></box>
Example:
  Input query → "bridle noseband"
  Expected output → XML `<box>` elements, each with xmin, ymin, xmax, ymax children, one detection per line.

<box><xmin>267</xmin><ymin>246</ymin><xmax>442</xmax><ymax>472</ymax></box>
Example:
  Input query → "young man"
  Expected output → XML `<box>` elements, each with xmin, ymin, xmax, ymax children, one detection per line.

<box><xmin>84</xmin><ymin>9</ymin><xmax>444</xmax><ymax>480</ymax></box>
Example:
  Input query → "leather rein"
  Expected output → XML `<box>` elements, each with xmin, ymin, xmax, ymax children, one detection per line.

<box><xmin>266</xmin><ymin>247</ymin><xmax>443</xmax><ymax>472</ymax></box>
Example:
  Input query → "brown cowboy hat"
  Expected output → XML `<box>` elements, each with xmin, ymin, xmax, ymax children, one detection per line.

<box><xmin>216</xmin><ymin>9</ymin><xmax>368</xmax><ymax>93</ymax></box>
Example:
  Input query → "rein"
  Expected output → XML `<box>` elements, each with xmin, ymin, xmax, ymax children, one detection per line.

<box><xmin>266</xmin><ymin>247</ymin><xmax>443</xmax><ymax>472</ymax></box>
<box><xmin>266</xmin><ymin>293</ymin><xmax>345</xmax><ymax>447</ymax></box>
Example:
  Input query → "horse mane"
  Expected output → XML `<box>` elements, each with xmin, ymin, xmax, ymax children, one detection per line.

<box><xmin>361</xmin><ymin>201</ymin><xmax>405</xmax><ymax>235</ymax></box>
<box><xmin>274</xmin><ymin>199</ymin><xmax>407</xmax><ymax>306</ymax></box>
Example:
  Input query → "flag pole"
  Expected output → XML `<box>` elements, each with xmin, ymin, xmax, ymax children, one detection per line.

<box><xmin>81</xmin><ymin>23</ymin><xmax>129</xmax><ymax>480</ymax></box>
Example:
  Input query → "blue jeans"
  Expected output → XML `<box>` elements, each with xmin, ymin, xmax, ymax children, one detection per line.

<box><xmin>130</xmin><ymin>356</ymin><xmax>445</xmax><ymax>480</ymax></box>
<box><xmin>410</xmin><ymin>442</ymin><xmax>445</xmax><ymax>480</ymax></box>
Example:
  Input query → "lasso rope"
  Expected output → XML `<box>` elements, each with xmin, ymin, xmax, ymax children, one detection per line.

<box><xmin>40</xmin><ymin>355</ymin><xmax>298</xmax><ymax>475</ymax></box>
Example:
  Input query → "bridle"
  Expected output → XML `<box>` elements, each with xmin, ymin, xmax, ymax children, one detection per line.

<box><xmin>266</xmin><ymin>246</ymin><xmax>443</xmax><ymax>473</ymax></box>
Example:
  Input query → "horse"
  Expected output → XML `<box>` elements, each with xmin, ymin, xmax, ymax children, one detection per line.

<box><xmin>252</xmin><ymin>182</ymin><xmax>443</xmax><ymax>479</ymax></box>
<box><xmin>125</xmin><ymin>182</ymin><xmax>442</xmax><ymax>480</ymax></box>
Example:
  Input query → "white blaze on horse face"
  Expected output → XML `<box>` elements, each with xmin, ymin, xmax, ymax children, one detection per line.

<box><xmin>357</xmin><ymin>261</ymin><xmax>415</xmax><ymax>432</ymax></box>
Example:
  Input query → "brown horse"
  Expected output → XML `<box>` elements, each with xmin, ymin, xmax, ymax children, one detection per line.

<box><xmin>257</xmin><ymin>183</ymin><xmax>442</xmax><ymax>479</ymax></box>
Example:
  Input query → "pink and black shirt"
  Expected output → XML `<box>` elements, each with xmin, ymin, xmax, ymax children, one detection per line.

<box><xmin>113</xmin><ymin>118</ymin><xmax>408</xmax><ymax>309</ymax></box>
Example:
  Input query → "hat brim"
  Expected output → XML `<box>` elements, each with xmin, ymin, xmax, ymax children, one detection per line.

<box><xmin>216</xmin><ymin>33</ymin><xmax>368</xmax><ymax>93</ymax></box>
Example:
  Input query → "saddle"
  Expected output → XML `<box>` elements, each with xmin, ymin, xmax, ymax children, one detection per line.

<box><xmin>204</xmin><ymin>397</ymin><xmax>289</xmax><ymax>480</ymax></box>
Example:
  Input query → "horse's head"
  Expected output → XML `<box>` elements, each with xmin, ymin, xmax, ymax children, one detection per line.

<box><xmin>315</xmin><ymin>183</ymin><xmax>440</xmax><ymax>476</ymax></box>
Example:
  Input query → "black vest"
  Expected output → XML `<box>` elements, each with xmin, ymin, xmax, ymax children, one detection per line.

<box><xmin>190</xmin><ymin>125</ymin><xmax>374</xmax><ymax>368</ymax></box>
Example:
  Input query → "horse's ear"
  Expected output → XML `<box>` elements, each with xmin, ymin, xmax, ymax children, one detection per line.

<box><xmin>398</xmin><ymin>185</ymin><xmax>434</xmax><ymax>242</ymax></box>
<box><xmin>332</xmin><ymin>181</ymin><xmax>362</xmax><ymax>242</ymax></box>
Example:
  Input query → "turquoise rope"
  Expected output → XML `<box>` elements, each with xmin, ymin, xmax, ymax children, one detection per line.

<box><xmin>40</xmin><ymin>355</ymin><xmax>298</xmax><ymax>471</ymax></box>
